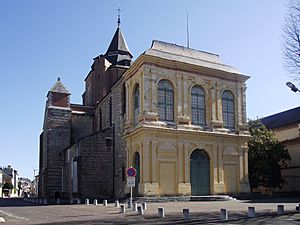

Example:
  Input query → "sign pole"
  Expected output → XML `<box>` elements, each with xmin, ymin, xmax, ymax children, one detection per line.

<box><xmin>130</xmin><ymin>186</ymin><xmax>133</xmax><ymax>212</ymax></box>
<box><xmin>126</xmin><ymin>167</ymin><xmax>136</xmax><ymax>212</ymax></box>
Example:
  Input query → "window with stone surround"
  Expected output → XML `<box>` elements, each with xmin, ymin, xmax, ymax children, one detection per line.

<box><xmin>222</xmin><ymin>90</ymin><xmax>235</xmax><ymax>129</ymax></box>
<box><xmin>158</xmin><ymin>79</ymin><xmax>174</xmax><ymax>122</ymax></box>
<box><xmin>191</xmin><ymin>85</ymin><xmax>206</xmax><ymax>126</ymax></box>
<box><xmin>133</xmin><ymin>84</ymin><xmax>140</xmax><ymax>126</ymax></box>
<box><xmin>109</xmin><ymin>97</ymin><xmax>112</xmax><ymax>126</ymax></box>
<box><xmin>99</xmin><ymin>108</ymin><xmax>102</xmax><ymax>131</ymax></box>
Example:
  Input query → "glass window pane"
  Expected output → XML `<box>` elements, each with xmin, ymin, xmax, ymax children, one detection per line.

<box><xmin>191</xmin><ymin>86</ymin><xmax>205</xmax><ymax>125</ymax></box>
<box><xmin>158</xmin><ymin>80</ymin><xmax>174</xmax><ymax>121</ymax></box>
<box><xmin>134</xmin><ymin>85</ymin><xmax>140</xmax><ymax>125</ymax></box>
<box><xmin>222</xmin><ymin>91</ymin><xmax>235</xmax><ymax>129</ymax></box>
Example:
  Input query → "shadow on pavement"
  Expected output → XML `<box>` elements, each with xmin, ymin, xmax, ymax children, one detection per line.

<box><xmin>240</xmin><ymin>196</ymin><xmax>300</xmax><ymax>204</ymax></box>
<box><xmin>40</xmin><ymin>211</ymin><xmax>300</xmax><ymax>225</ymax></box>
<box><xmin>0</xmin><ymin>197</ymin><xmax>40</xmax><ymax>207</ymax></box>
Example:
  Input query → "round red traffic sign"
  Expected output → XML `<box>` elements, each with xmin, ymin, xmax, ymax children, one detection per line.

<box><xmin>127</xmin><ymin>167</ymin><xmax>136</xmax><ymax>177</ymax></box>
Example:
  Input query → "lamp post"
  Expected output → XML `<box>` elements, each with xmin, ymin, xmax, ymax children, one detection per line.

<box><xmin>286</xmin><ymin>82</ymin><xmax>300</xmax><ymax>93</ymax></box>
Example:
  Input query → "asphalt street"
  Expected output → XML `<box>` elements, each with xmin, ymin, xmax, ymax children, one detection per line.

<box><xmin>0</xmin><ymin>197</ymin><xmax>300</xmax><ymax>224</ymax></box>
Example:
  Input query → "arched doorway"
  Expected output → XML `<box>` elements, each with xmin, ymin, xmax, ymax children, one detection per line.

<box><xmin>133</xmin><ymin>152</ymin><xmax>140</xmax><ymax>196</ymax></box>
<box><xmin>190</xmin><ymin>149</ymin><xmax>210</xmax><ymax>195</ymax></box>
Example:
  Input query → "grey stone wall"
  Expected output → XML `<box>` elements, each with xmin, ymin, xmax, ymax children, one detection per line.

<box><xmin>77</xmin><ymin>128</ymin><xmax>113</xmax><ymax>199</ymax></box>
<box><xmin>99</xmin><ymin>95</ymin><xmax>112</xmax><ymax>130</ymax></box>
<box><xmin>43</xmin><ymin>107</ymin><xmax>71</xmax><ymax>198</ymax></box>
<box><xmin>111</xmin><ymin>79</ymin><xmax>127</xmax><ymax>198</ymax></box>
<box><xmin>71</xmin><ymin>114</ymin><xmax>93</xmax><ymax>143</ymax></box>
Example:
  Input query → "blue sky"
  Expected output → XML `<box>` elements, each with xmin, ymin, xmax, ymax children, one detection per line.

<box><xmin>1</xmin><ymin>0</ymin><xmax>299</xmax><ymax>179</ymax></box>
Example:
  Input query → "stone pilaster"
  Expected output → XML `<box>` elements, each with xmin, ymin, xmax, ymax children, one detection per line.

<box><xmin>214</xmin><ymin>145</ymin><xmax>225</xmax><ymax>193</ymax></box>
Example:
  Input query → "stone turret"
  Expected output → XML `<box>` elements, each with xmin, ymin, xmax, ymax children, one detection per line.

<box><xmin>39</xmin><ymin>78</ymin><xmax>72</xmax><ymax>198</ymax></box>
<box><xmin>47</xmin><ymin>77</ymin><xmax>70</xmax><ymax>108</ymax></box>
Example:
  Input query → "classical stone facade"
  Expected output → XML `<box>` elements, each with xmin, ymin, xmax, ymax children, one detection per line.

<box><xmin>123</xmin><ymin>41</ymin><xmax>251</xmax><ymax>196</ymax></box>
<box><xmin>39</xmin><ymin>24</ymin><xmax>251</xmax><ymax>200</ymax></box>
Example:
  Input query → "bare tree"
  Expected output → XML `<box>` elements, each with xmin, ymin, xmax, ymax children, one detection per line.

<box><xmin>283</xmin><ymin>0</ymin><xmax>300</xmax><ymax>82</ymax></box>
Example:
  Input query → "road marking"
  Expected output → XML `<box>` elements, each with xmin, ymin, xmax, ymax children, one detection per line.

<box><xmin>0</xmin><ymin>209</ymin><xmax>29</xmax><ymax>221</ymax></box>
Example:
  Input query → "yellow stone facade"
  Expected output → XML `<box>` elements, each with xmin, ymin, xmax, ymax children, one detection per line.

<box><xmin>123</xmin><ymin>41</ymin><xmax>251</xmax><ymax>196</ymax></box>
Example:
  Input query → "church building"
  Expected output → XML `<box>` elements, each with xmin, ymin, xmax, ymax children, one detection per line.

<box><xmin>39</xmin><ymin>20</ymin><xmax>251</xmax><ymax>200</ymax></box>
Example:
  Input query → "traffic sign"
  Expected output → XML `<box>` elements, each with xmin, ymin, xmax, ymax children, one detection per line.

<box><xmin>127</xmin><ymin>167</ymin><xmax>136</xmax><ymax>177</ymax></box>
<box><xmin>127</xmin><ymin>176</ymin><xmax>135</xmax><ymax>187</ymax></box>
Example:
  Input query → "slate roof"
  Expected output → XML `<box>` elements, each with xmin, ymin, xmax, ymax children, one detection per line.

<box><xmin>144</xmin><ymin>40</ymin><xmax>247</xmax><ymax>76</ymax></box>
<box><xmin>261</xmin><ymin>106</ymin><xmax>300</xmax><ymax>129</ymax></box>
<box><xmin>105</xmin><ymin>27</ymin><xmax>132</xmax><ymax>66</ymax></box>
<box><xmin>49</xmin><ymin>78</ymin><xmax>70</xmax><ymax>94</ymax></box>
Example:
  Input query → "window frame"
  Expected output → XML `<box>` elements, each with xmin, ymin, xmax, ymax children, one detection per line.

<box><xmin>222</xmin><ymin>90</ymin><xmax>235</xmax><ymax>129</ymax></box>
<box><xmin>133</xmin><ymin>84</ymin><xmax>140</xmax><ymax>126</ymax></box>
<box><xmin>157</xmin><ymin>79</ymin><xmax>174</xmax><ymax>122</ymax></box>
<box><xmin>191</xmin><ymin>85</ymin><xmax>206</xmax><ymax>126</ymax></box>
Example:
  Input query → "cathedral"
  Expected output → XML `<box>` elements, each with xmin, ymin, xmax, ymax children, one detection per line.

<box><xmin>39</xmin><ymin>20</ymin><xmax>251</xmax><ymax>200</ymax></box>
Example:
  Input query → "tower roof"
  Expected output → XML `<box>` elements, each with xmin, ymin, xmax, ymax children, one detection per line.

<box><xmin>49</xmin><ymin>77</ymin><xmax>70</xmax><ymax>94</ymax></box>
<box><xmin>105</xmin><ymin>27</ymin><xmax>132</xmax><ymax>66</ymax></box>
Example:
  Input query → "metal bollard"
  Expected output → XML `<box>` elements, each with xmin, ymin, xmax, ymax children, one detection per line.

<box><xmin>137</xmin><ymin>206</ymin><xmax>144</xmax><ymax>215</ymax></box>
<box><xmin>158</xmin><ymin>207</ymin><xmax>165</xmax><ymax>218</ymax></box>
<box><xmin>115</xmin><ymin>200</ymin><xmax>120</xmax><ymax>207</ymax></box>
<box><xmin>183</xmin><ymin>208</ymin><xmax>190</xmax><ymax>220</ymax></box>
<box><xmin>77</xmin><ymin>198</ymin><xmax>81</xmax><ymax>204</ymax></box>
<box><xmin>85</xmin><ymin>199</ymin><xmax>89</xmax><ymax>205</ymax></box>
<box><xmin>142</xmin><ymin>202</ymin><xmax>147</xmax><ymax>210</ymax></box>
<box><xmin>43</xmin><ymin>199</ymin><xmax>48</xmax><ymax>205</ymax></box>
<box><xmin>278</xmin><ymin>205</ymin><xmax>284</xmax><ymax>215</ymax></box>
<box><xmin>103</xmin><ymin>200</ymin><xmax>108</xmax><ymax>206</ymax></box>
<box><xmin>133</xmin><ymin>203</ymin><xmax>138</xmax><ymax>211</ymax></box>
<box><xmin>248</xmin><ymin>207</ymin><xmax>255</xmax><ymax>217</ymax></box>
<box><xmin>127</xmin><ymin>200</ymin><xmax>131</xmax><ymax>209</ymax></box>
<box><xmin>56</xmin><ymin>198</ymin><xmax>60</xmax><ymax>205</ymax></box>
<box><xmin>220</xmin><ymin>208</ymin><xmax>228</xmax><ymax>220</ymax></box>
<box><xmin>94</xmin><ymin>199</ymin><xmax>98</xmax><ymax>205</ymax></box>
<box><xmin>120</xmin><ymin>204</ymin><xmax>126</xmax><ymax>214</ymax></box>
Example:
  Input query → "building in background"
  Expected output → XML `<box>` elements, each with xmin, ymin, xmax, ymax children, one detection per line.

<box><xmin>39</xmin><ymin>19</ymin><xmax>251</xmax><ymax>200</ymax></box>
<box><xmin>0</xmin><ymin>169</ymin><xmax>2</xmax><ymax>197</ymax></box>
<box><xmin>18</xmin><ymin>177</ymin><xmax>33</xmax><ymax>197</ymax></box>
<box><xmin>1</xmin><ymin>165</ymin><xmax>19</xmax><ymax>197</ymax></box>
<box><xmin>262</xmin><ymin>106</ymin><xmax>300</xmax><ymax>193</ymax></box>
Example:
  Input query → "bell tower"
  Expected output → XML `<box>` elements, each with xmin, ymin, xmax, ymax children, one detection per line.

<box><xmin>83</xmin><ymin>14</ymin><xmax>132</xmax><ymax>106</ymax></box>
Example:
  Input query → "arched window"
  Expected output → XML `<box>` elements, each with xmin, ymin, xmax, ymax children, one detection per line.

<box><xmin>222</xmin><ymin>91</ymin><xmax>235</xmax><ymax>129</ymax></box>
<box><xmin>191</xmin><ymin>86</ymin><xmax>205</xmax><ymax>125</ymax></box>
<box><xmin>158</xmin><ymin>80</ymin><xmax>174</xmax><ymax>122</ymax></box>
<box><xmin>134</xmin><ymin>84</ymin><xmax>140</xmax><ymax>125</ymax></box>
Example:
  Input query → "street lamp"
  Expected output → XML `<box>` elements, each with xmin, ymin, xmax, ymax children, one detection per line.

<box><xmin>286</xmin><ymin>82</ymin><xmax>300</xmax><ymax>93</ymax></box>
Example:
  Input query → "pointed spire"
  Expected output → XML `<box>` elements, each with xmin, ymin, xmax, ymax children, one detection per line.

<box><xmin>104</xmin><ymin>10</ymin><xmax>133</xmax><ymax>66</ymax></box>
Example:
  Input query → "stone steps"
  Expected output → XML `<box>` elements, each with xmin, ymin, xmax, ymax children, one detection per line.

<box><xmin>133</xmin><ymin>195</ymin><xmax>235</xmax><ymax>203</ymax></box>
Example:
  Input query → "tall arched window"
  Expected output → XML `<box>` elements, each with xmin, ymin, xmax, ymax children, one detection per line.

<box><xmin>191</xmin><ymin>86</ymin><xmax>205</xmax><ymax>125</ymax></box>
<box><xmin>222</xmin><ymin>91</ymin><xmax>235</xmax><ymax>129</ymax></box>
<box><xmin>133</xmin><ymin>84</ymin><xmax>140</xmax><ymax>125</ymax></box>
<box><xmin>158</xmin><ymin>80</ymin><xmax>174</xmax><ymax>122</ymax></box>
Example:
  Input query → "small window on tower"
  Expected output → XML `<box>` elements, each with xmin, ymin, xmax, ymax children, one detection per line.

<box><xmin>105</xmin><ymin>138</ymin><xmax>112</xmax><ymax>148</ymax></box>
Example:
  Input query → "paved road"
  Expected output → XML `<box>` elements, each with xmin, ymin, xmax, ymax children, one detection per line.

<box><xmin>0</xmin><ymin>197</ymin><xmax>300</xmax><ymax>224</ymax></box>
